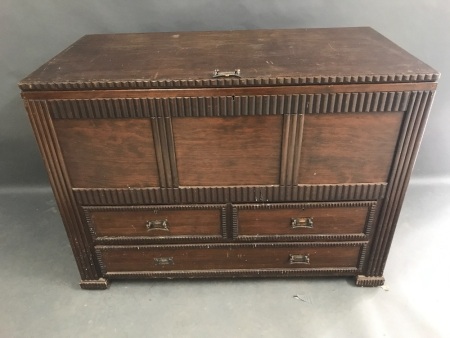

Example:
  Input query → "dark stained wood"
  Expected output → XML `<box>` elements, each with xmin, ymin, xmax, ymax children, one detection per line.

<box><xmin>20</xmin><ymin>28</ymin><xmax>438</xmax><ymax>288</ymax></box>
<box><xmin>19</xmin><ymin>27</ymin><xmax>438</xmax><ymax>91</ymax></box>
<box><xmin>298</xmin><ymin>112</ymin><xmax>404</xmax><ymax>184</ymax></box>
<box><xmin>173</xmin><ymin>115</ymin><xmax>282</xmax><ymax>186</ymax></box>
<box><xmin>151</xmin><ymin>117</ymin><xmax>179</xmax><ymax>188</ymax></box>
<box><xmin>106</xmin><ymin>268</ymin><xmax>359</xmax><ymax>279</ymax></box>
<box><xmin>97</xmin><ymin>243</ymin><xmax>362</xmax><ymax>272</ymax></box>
<box><xmin>237</xmin><ymin>204</ymin><xmax>371</xmax><ymax>237</ymax></box>
<box><xmin>43</xmin><ymin>89</ymin><xmax>418</xmax><ymax>120</ymax></box>
<box><xmin>86</xmin><ymin>206</ymin><xmax>223</xmax><ymax>238</ymax></box>
<box><xmin>53</xmin><ymin>119</ymin><xmax>159</xmax><ymax>188</ymax></box>
<box><xmin>280</xmin><ymin>114</ymin><xmax>304</xmax><ymax>185</ymax></box>
<box><xmin>73</xmin><ymin>184</ymin><xmax>387</xmax><ymax>205</ymax></box>
<box><xmin>21</xmin><ymin>82</ymin><xmax>438</xmax><ymax>100</ymax></box>
<box><xmin>26</xmin><ymin>100</ymin><xmax>100</xmax><ymax>282</ymax></box>
<box><xmin>367</xmin><ymin>91</ymin><xmax>434</xmax><ymax>275</ymax></box>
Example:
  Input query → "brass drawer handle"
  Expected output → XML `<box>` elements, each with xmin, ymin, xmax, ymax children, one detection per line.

<box><xmin>154</xmin><ymin>257</ymin><xmax>174</xmax><ymax>265</ymax></box>
<box><xmin>289</xmin><ymin>254</ymin><xmax>310</xmax><ymax>264</ymax></box>
<box><xmin>291</xmin><ymin>217</ymin><xmax>314</xmax><ymax>229</ymax></box>
<box><xmin>146</xmin><ymin>219</ymin><xmax>169</xmax><ymax>231</ymax></box>
<box><xmin>213</xmin><ymin>69</ymin><xmax>241</xmax><ymax>78</ymax></box>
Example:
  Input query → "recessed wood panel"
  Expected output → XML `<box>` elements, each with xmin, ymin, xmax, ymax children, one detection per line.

<box><xmin>173</xmin><ymin>115</ymin><xmax>282</xmax><ymax>186</ymax></box>
<box><xmin>298</xmin><ymin>112</ymin><xmax>404</xmax><ymax>184</ymax></box>
<box><xmin>53</xmin><ymin>119</ymin><xmax>159</xmax><ymax>188</ymax></box>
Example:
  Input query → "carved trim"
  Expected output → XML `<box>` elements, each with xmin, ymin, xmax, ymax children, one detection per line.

<box><xmin>151</xmin><ymin>117</ymin><xmax>178</xmax><ymax>187</ymax></box>
<box><xmin>19</xmin><ymin>73</ymin><xmax>439</xmax><ymax>91</ymax></box>
<box><xmin>221</xmin><ymin>206</ymin><xmax>228</xmax><ymax>239</ymax></box>
<box><xmin>355</xmin><ymin>275</ymin><xmax>385</xmax><ymax>287</ymax></box>
<box><xmin>364</xmin><ymin>203</ymin><xmax>378</xmax><ymax>237</ymax></box>
<box><xmin>83</xmin><ymin>204</ymin><xmax>227</xmax><ymax>212</ymax></box>
<box><xmin>234</xmin><ymin>201</ymin><xmax>376</xmax><ymax>210</ymax></box>
<box><xmin>79</xmin><ymin>278</ymin><xmax>110</xmax><ymax>290</ymax></box>
<box><xmin>83</xmin><ymin>207</ymin><xmax>97</xmax><ymax>239</ymax></box>
<box><xmin>236</xmin><ymin>234</ymin><xmax>367</xmax><ymax>242</ymax></box>
<box><xmin>26</xmin><ymin>100</ymin><xmax>100</xmax><ymax>280</ymax></box>
<box><xmin>232</xmin><ymin>206</ymin><xmax>238</xmax><ymax>239</ymax></box>
<box><xmin>48</xmin><ymin>92</ymin><xmax>412</xmax><ymax>119</ymax></box>
<box><xmin>358</xmin><ymin>244</ymin><xmax>368</xmax><ymax>272</ymax></box>
<box><xmin>96</xmin><ymin>248</ymin><xmax>107</xmax><ymax>275</ymax></box>
<box><xmin>83</xmin><ymin>204</ymin><xmax>228</xmax><ymax>243</ymax></box>
<box><xmin>94</xmin><ymin>235</ymin><xmax>225</xmax><ymax>245</ymax></box>
<box><xmin>224</xmin><ymin>204</ymin><xmax>232</xmax><ymax>239</ymax></box>
<box><xmin>73</xmin><ymin>184</ymin><xmax>387</xmax><ymax>205</ymax></box>
<box><xmin>366</xmin><ymin>91</ymin><xmax>435</xmax><ymax>276</ymax></box>
<box><xmin>105</xmin><ymin>268</ymin><xmax>359</xmax><ymax>279</ymax></box>
<box><xmin>150</xmin><ymin>117</ymin><xmax>167</xmax><ymax>187</ymax></box>
<box><xmin>295</xmin><ymin>183</ymin><xmax>386</xmax><ymax>201</ymax></box>
<box><xmin>96</xmin><ymin>241</ymin><xmax>367</xmax><ymax>251</ymax></box>
<box><xmin>280</xmin><ymin>113</ymin><xmax>304</xmax><ymax>185</ymax></box>
<box><xmin>357</xmin><ymin>204</ymin><xmax>378</xmax><ymax>271</ymax></box>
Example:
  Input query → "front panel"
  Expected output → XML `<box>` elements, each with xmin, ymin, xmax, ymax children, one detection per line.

<box><xmin>298</xmin><ymin>111</ymin><xmax>404</xmax><ymax>184</ymax></box>
<box><xmin>172</xmin><ymin>115</ymin><xmax>283</xmax><ymax>186</ymax></box>
<box><xmin>53</xmin><ymin>119</ymin><xmax>159</xmax><ymax>188</ymax></box>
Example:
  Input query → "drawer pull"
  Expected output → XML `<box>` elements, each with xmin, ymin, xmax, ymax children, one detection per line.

<box><xmin>291</xmin><ymin>217</ymin><xmax>314</xmax><ymax>229</ymax></box>
<box><xmin>213</xmin><ymin>69</ymin><xmax>241</xmax><ymax>78</ymax></box>
<box><xmin>289</xmin><ymin>254</ymin><xmax>310</xmax><ymax>264</ymax></box>
<box><xmin>146</xmin><ymin>219</ymin><xmax>169</xmax><ymax>231</ymax></box>
<box><xmin>154</xmin><ymin>257</ymin><xmax>174</xmax><ymax>265</ymax></box>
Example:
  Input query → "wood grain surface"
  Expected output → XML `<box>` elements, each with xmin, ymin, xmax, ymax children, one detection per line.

<box><xmin>237</xmin><ymin>204</ymin><xmax>370</xmax><ymax>236</ymax></box>
<box><xmin>97</xmin><ymin>244</ymin><xmax>362</xmax><ymax>272</ymax></box>
<box><xmin>88</xmin><ymin>207</ymin><xmax>222</xmax><ymax>237</ymax></box>
<box><xmin>53</xmin><ymin>119</ymin><xmax>159</xmax><ymax>188</ymax></box>
<box><xmin>19</xmin><ymin>27</ymin><xmax>438</xmax><ymax>90</ymax></box>
<box><xmin>298</xmin><ymin>111</ymin><xmax>404</xmax><ymax>184</ymax></box>
<box><xmin>173</xmin><ymin>115</ymin><xmax>282</xmax><ymax>186</ymax></box>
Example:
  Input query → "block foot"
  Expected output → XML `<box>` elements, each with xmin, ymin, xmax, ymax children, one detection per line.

<box><xmin>80</xmin><ymin>278</ymin><xmax>110</xmax><ymax>290</ymax></box>
<box><xmin>355</xmin><ymin>275</ymin><xmax>385</xmax><ymax>287</ymax></box>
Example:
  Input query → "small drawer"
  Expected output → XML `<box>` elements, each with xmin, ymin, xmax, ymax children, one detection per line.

<box><xmin>234</xmin><ymin>202</ymin><xmax>377</xmax><ymax>240</ymax></box>
<box><xmin>83</xmin><ymin>205</ymin><xmax>226</xmax><ymax>242</ymax></box>
<box><xmin>95</xmin><ymin>242</ymin><xmax>364</xmax><ymax>276</ymax></box>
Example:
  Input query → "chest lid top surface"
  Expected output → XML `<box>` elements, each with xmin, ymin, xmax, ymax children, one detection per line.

<box><xmin>19</xmin><ymin>27</ymin><xmax>438</xmax><ymax>91</ymax></box>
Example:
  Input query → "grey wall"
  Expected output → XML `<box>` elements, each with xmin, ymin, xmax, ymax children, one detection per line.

<box><xmin>2</xmin><ymin>0</ymin><xmax>449</xmax><ymax>188</ymax></box>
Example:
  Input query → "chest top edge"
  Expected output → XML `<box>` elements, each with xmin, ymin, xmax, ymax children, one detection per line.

<box><xmin>19</xmin><ymin>27</ymin><xmax>439</xmax><ymax>92</ymax></box>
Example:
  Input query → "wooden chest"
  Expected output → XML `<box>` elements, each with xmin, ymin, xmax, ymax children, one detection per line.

<box><xmin>19</xmin><ymin>27</ymin><xmax>438</xmax><ymax>289</ymax></box>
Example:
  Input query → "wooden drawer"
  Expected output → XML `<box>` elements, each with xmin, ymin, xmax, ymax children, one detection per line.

<box><xmin>96</xmin><ymin>243</ymin><xmax>365</xmax><ymax>276</ymax></box>
<box><xmin>234</xmin><ymin>202</ymin><xmax>377</xmax><ymax>240</ymax></box>
<box><xmin>83</xmin><ymin>205</ymin><xmax>226</xmax><ymax>242</ymax></box>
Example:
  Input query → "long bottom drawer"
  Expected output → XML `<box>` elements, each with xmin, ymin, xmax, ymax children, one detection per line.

<box><xmin>96</xmin><ymin>242</ymin><xmax>365</xmax><ymax>277</ymax></box>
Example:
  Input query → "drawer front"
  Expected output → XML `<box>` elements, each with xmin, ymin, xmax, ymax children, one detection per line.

<box><xmin>235</xmin><ymin>202</ymin><xmax>377</xmax><ymax>240</ymax></box>
<box><xmin>96</xmin><ymin>243</ymin><xmax>364</xmax><ymax>274</ymax></box>
<box><xmin>83</xmin><ymin>205</ymin><xmax>226</xmax><ymax>242</ymax></box>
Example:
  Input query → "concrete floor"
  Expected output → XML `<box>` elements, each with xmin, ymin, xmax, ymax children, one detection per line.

<box><xmin>0</xmin><ymin>183</ymin><xmax>448</xmax><ymax>337</ymax></box>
